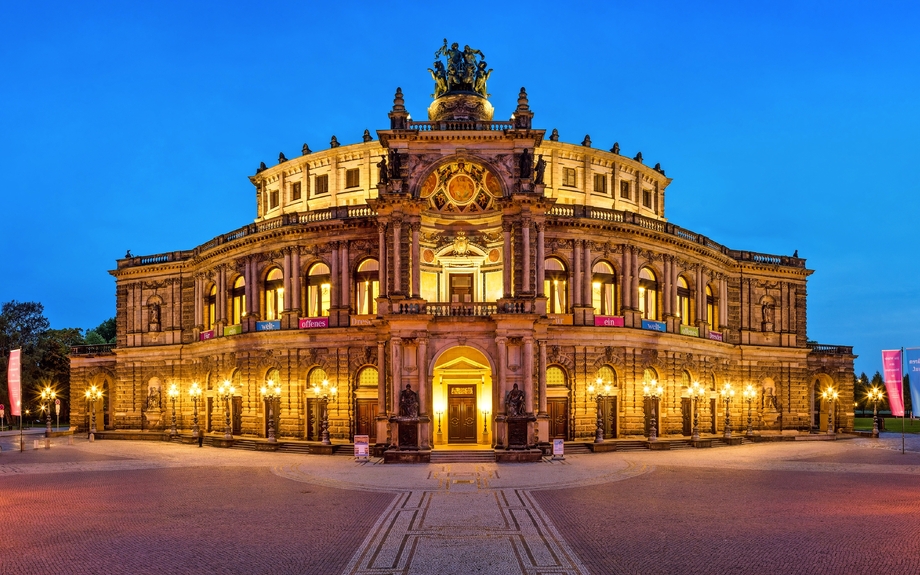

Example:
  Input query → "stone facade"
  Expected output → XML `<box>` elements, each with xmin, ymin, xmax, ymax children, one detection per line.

<box><xmin>70</xmin><ymin>52</ymin><xmax>855</xmax><ymax>448</ymax></box>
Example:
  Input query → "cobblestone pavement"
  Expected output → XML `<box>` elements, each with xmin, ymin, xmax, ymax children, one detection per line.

<box><xmin>1</xmin><ymin>434</ymin><xmax>919</xmax><ymax>574</ymax></box>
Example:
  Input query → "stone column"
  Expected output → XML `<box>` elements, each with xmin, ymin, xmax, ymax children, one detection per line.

<box><xmin>391</xmin><ymin>337</ymin><xmax>402</xmax><ymax>414</ymax></box>
<box><xmin>536</xmin><ymin>223</ymin><xmax>545</xmax><ymax>295</ymax></box>
<box><xmin>630</xmin><ymin>247</ymin><xmax>639</xmax><ymax>309</ymax></box>
<box><xmin>621</xmin><ymin>246</ymin><xmax>631</xmax><ymax>309</ymax></box>
<box><xmin>248</xmin><ymin>256</ymin><xmax>260</xmax><ymax>321</ymax></box>
<box><xmin>522</xmin><ymin>217</ymin><xmax>531</xmax><ymax>293</ymax></box>
<box><xmin>291</xmin><ymin>248</ymin><xmax>301</xmax><ymax>315</ymax></box>
<box><xmin>340</xmin><ymin>241</ymin><xmax>349</xmax><ymax>312</ymax></box>
<box><xmin>523</xmin><ymin>337</ymin><xmax>534</xmax><ymax>415</ymax></box>
<box><xmin>283</xmin><ymin>248</ymin><xmax>293</xmax><ymax>312</ymax></box>
<box><xmin>330</xmin><ymin>241</ymin><xmax>340</xmax><ymax>309</ymax></box>
<box><xmin>418</xmin><ymin>338</ymin><xmax>429</xmax><ymax>449</ymax></box>
<box><xmin>502</xmin><ymin>220</ymin><xmax>512</xmax><ymax>297</ymax></box>
<box><xmin>720</xmin><ymin>277</ymin><xmax>729</xmax><ymax>329</ymax></box>
<box><xmin>219</xmin><ymin>265</ymin><xmax>228</xmax><ymax>324</ymax></box>
<box><xmin>411</xmin><ymin>222</ymin><xmax>421</xmax><ymax>298</ymax></box>
<box><xmin>573</xmin><ymin>240</ymin><xmax>582</xmax><ymax>306</ymax></box>
<box><xmin>377</xmin><ymin>340</ymin><xmax>387</xmax><ymax>414</ymax></box>
<box><xmin>377</xmin><ymin>223</ymin><xmax>387</xmax><ymax>296</ymax></box>
<box><xmin>496</xmin><ymin>337</ymin><xmax>508</xmax><ymax>448</ymax></box>
<box><xmin>392</xmin><ymin>218</ymin><xmax>402</xmax><ymax>294</ymax></box>
<box><xmin>583</xmin><ymin>240</ymin><xmax>593</xmax><ymax>306</ymax></box>
<box><xmin>662</xmin><ymin>256</ymin><xmax>671</xmax><ymax>317</ymax></box>
<box><xmin>538</xmin><ymin>340</ymin><xmax>547</xmax><ymax>414</ymax></box>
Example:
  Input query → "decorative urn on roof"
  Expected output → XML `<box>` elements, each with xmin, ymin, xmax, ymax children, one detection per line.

<box><xmin>426</xmin><ymin>39</ymin><xmax>494</xmax><ymax>122</ymax></box>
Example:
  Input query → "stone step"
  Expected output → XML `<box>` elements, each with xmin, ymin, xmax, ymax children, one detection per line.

<box><xmin>430</xmin><ymin>450</ymin><xmax>495</xmax><ymax>463</ymax></box>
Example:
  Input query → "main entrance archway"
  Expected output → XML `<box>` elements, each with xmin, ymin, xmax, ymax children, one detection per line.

<box><xmin>431</xmin><ymin>346</ymin><xmax>493</xmax><ymax>446</ymax></box>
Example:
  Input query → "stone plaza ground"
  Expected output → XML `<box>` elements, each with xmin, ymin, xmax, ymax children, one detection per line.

<box><xmin>2</xmin><ymin>433</ymin><xmax>919</xmax><ymax>574</ymax></box>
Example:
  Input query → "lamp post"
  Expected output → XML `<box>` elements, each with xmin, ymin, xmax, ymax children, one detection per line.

<box><xmin>260</xmin><ymin>379</ymin><xmax>282</xmax><ymax>443</ymax></box>
<box><xmin>588</xmin><ymin>377</ymin><xmax>613</xmax><ymax>443</ymax></box>
<box><xmin>743</xmin><ymin>384</ymin><xmax>756</xmax><ymax>438</ymax></box>
<box><xmin>482</xmin><ymin>410</ymin><xmax>490</xmax><ymax>444</ymax></box>
<box><xmin>721</xmin><ymin>383</ymin><xmax>735</xmax><ymax>439</ymax></box>
<box><xmin>642</xmin><ymin>380</ymin><xmax>664</xmax><ymax>442</ymax></box>
<box><xmin>217</xmin><ymin>380</ymin><xmax>235</xmax><ymax>440</ymax></box>
<box><xmin>40</xmin><ymin>386</ymin><xmax>56</xmax><ymax>436</ymax></box>
<box><xmin>822</xmin><ymin>386</ymin><xmax>838</xmax><ymax>436</ymax></box>
<box><xmin>689</xmin><ymin>380</ymin><xmax>706</xmax><ymax>442</ymax></box>
<box><xmin>189</xmin><ymin>382</ymin><xmax>202</xmax><ymax>438</ymax></box>
<box><xmin>311</xmin><ymin>379</ymin><xmax>337</xmax><ymax>445</ymax></box>
<box><xmin>84</xmin><ymin>385</ymin><xmax>103</xmax><ymax>437</ymax></box>
<box><xmin>168</xmin><ymin>383</ymin><xmax>179</xmax><ymax>436</ymax></box>
<box><xmin>867</xmin><ymin>386</ymin><xmax>884</xmax><ymax>438</ymax></box>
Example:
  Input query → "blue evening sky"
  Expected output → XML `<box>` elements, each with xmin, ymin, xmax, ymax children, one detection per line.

<box><xmin>1</xmin><ymin>1</ymin><xmax>917</xmax><ymax>378</ymax></box>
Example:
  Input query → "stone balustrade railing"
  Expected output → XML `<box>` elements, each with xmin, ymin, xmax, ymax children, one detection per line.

<box><xmin>70</xmin><ymin>344</ymin><xmax>116</xmax><ymax>356</ymax></box>
<box><xmin>806</xmin><ymin>343</ymin><xmax>854</xmax><ymax>355</ymax></box>
<box><xmin>408</xmin><ymin>120</ymin><xmax>515</xmax><ymax>131</ymax></box>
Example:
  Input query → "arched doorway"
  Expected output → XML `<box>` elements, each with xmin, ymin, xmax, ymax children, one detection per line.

<box><xmin>431</xmin><ymin>346</ymin><xmax>493</xmax><ymax>446</ymax></box>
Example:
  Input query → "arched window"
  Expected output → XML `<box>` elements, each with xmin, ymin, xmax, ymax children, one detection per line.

<box><xmin>354</xmin><ymin>259</ymin><xmax>379</xmax><ymax>315</ymax></box>
<box><xmin>264</xmin><ymin>268</ymin><xmax>284</xmax><ymax>321</ymax></box>
<box><xmin>266</xmin><ymin>368</ymin><xmax>280</xmax><ymax>386</ymax></box>
<box><xmin>681</xmin><ymin>370</ymin><xmax>691</xmax><ymax>390</ymax></box>
<box><xmin>591</xmin><ymin>261</ymin><xmax>616</xmax><ymax>315</ymax></box>
<box><xmin>306</xmin><ymin>263</ymin><xmax>331</xmax><ymax>317</ymax></box>
<box><xmin>638</xmin><ymin>267</ymin><xmax>658</xmax><ymax>320</ymax></box>
<box><xmin>205</xmin><ymin>285</ymin><xmax>216</xmax><ymax>330</ymax></box>
<box><xmin>676</xmin><ymin>276</ymin><xmax>691</xmax><ymax>326</ymax></box>
<box><xmin>308</xmin><ymin>367</ymin><xmax>328</xmax><ymax>389</ymax></box>
<box><xmin>544</xmin><ymin>258</ymin><xmax>568</xmax><ymax>314</ymax></box>
<box><xmin>231</xmin><ymin>276</ymin><xmax>246</xmax><ymax>325</ymax></box>
<box><xmin>643</xmin><ymin>368</ymin><xmax>658</xmax><ymax>385</ymax></box>
<box><xmin>706</xmin><ymin>285</ymin><xmax>717</xmax><ymax>328</ymax></box>
<box><xmin>357</xmin><ymin>366</ymin><xmax>378</xmax><ymax>387</ymax></box>
<box><xmin>596</xmin><ymin>365</ymin><xmax>617</xmax><ymax>387</ymax></box>
<box><xmin>547</xmin><ymin>366</ymin><xmax>567</xmax><ymax>386</ymax></box>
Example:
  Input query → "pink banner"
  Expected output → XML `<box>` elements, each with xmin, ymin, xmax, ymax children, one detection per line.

<box><xmin>7</xmin><ymin>349</ymin><xmax>21</xmax><ymax>417</ymax></box>
<box><xmin>199</xmin><ymin>330</ymin><xmax>215</xmax><ymax>341</ymax></box>
<box><xmin>882</xmin><ymin>349</ymin><xmax>905</xmax><ymax>417</ymax></box>
<box><xmin>299</xmin><ymin>317</ymin><xmax>329</xmax><ymax>329</ymax></box>
<box><xmin>594</xmin><ymin>316</ymin><xmax>624</xmax><ymax>327</ymax></box>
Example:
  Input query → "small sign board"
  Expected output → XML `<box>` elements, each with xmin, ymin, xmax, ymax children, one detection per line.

<box><xmin>708</xmin><ymin>331</ymin><xmax>723</xmax><ymax>342</ymax></box>
<box><xmin>641</xmin><ymin>319</ymin><xmax>667</xmax><ymax>332</ymax></box>
<box><xmin>552</xmin><ymin>438</ymin><xmax>565</xmax><ymax>460</ymax></box>
<box><xmin>224</xmin><ymin>324</ymin><xmax>242</xmax><ymax>336</ymax></box>
<box><xmin>354</xmin><ymin>435</ymin><xmax>370</xmax><ymax>460</ymax></box>
<box><xmin>594</xmin><ymin>315</ymin><xmax>624</xmax><ymax>327</ymax></box>
<box><xmin>299</xmin><ymin>317</ymin><xmax>329</xmax><ymax>329</ymax></box>
<box><xmin>256</xmin><ymin>320</ymin><xmax>281</xmax><ymax>331</ymax></box>
<box><xmin>199</xmin><ymin>329</ymin><xmax>215</xmax><ymax>341</ymax></box>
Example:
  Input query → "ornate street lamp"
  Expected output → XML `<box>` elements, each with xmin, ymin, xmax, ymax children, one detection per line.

<box><xmin>168</xmin><ymin>383</ymin><xmax>179</xmax><ymax>436</ymax></box>
<box><xmin>721</xmin><ymin>383</ymin><xmax>735</xmax><ymax>439</ymax></box>
<box><xmin>689</xmin><ymin>380</ymin><xmax>706</xmax><ymax>442</ymax></box>
<box><xmin>822</xmin><ymin>386</ymin><xmax>839</xmax><ymax>436</ymax></box>
<box><xmin>588</xmin><ymin>377</ymin><xmax>613</xmax><ymax>443</ymax></box>
<box><xmin>189</xmin><ymin>382</ymin><xmax>202</xmax><ymax>438</ymax></box>
<box><xmin>260</xmin><ymin>379</ymin><xmax>282</xmax><ymax>443</ymax></box>
<box><xmin>743</xmin><ymin>384</ymin><xmax>756</xmax><ymax>438</ymax></box>
<box><xmin>41</xmin><ymin>385</ymin><xmax>56</xmax><ymax>436</ymax></box>
<box><xmin>642</xmin><ymin>380</ymin><xmax>664</xmax><ymax>442</ymax></box>
<box><xmin>84</xmin><ymin>385</ymin><xmax>103</xmax><ymax>436</ymax></box>
<box><xmin>217</xmin><ymin>380</ymin><xmax>236</xmax><ymax>440</ymax></box>
<box><xmin>867</xmin><ymin>386</ymin><xmax>884</xmax><ymax>438</ymax></box>
<box><xmin>311</xmin><ymin>379</ymin><xmax>337</xmax><ymax>445</ymax></box>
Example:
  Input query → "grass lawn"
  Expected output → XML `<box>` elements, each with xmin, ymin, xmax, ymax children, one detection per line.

<box><xmin>853</xmin><ymin>417</ymin><xmax>920</xmax><ymax>433</ymax></box>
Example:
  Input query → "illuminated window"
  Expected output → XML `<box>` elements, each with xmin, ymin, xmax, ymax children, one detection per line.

<box><xmin>547</xmin><ymin>366</ymin><xmax>567</xmax><ymax>387</ymax></box>
<box><xmin>357</xmin><ymin>366</ymin><xmax>378</xmax><ymax>387</ymax></box>
<box><xmin>345</xmin><ymin>168</ymin><xmax>360</xmax><ymax>189</ymax></box>
<box><xmin>620</xmin><ymin>180</ymin><xmax>630</xmax><ymax>200</ymax></box>
<box><xmin>544</xmin><ymin>258</ymin><xmax>568</xmax><ymax>314</ymax></box>
<box><xmin>643</xmin><ymin>368</ymin><xmax>658</xmax><ymax>385</ymax></box>
<box><xmin>638</xmin><ymin>267</ymin><xmax>658</xmax><ymax>320</ymax></box>
<box><xmin>677</xmin><ymin>276</ymin><xmax>691</xmax><ymax>326</ymax></box>
<box><xmin>354</xmin><ymin>259</ymin><xmax>379</xmax><ymax>315</ymax></box>
<box><xmin>314</xmin><ymin>174</ymin><xmax>329</xmax><ymax>196</ymax></box>
<box><xmin>706</xmin><ymin>285</ymin><xmax>717</xmax><ymax>328</ymax></box>
<box><xmin>291</xmin><ymin>181</ymin><xmax>302</xmax><ymax>201</ymax></box>
<box><xmin>563</xmin><ymin>167</ymin><xmax>576</xmax><ymax>187</ymax></box>
<box><xmin>306</xmin><ymin>263</ymin><xmax>331</xmax><ymax>317</ymax></box>
<box><xmin>231</xmin><ymin>276</ymin><xmax>246</xmax><ymax>325</ymax></box>
<box><xmin>308</xmin><ymin>367</ymin><xmax>328</xmax><ymax>389</ymax></box>
<box><xmin>270</xmin><ymin>190</ymin><xmax>279</xmax><ymax>209</ymax></box>
<box><xmin>205</xmin><ymin>285</ymin><xmax>216</xmax><ymax>330</ymax></box>
<box><xmin>591</xmin><ymin>261</ymin><xmax>616</xmax><ymax>315</ymax></box>
<box><xmin>264</xmin><ymin>268</ymin><xmax>284</xmax><ymax>321</ymax></box>
<box><xmin>596</xmin><ymin>365</ymin><xmax>616</xmax><ymax>387</ymax></box>
<box><xmin>593</xmin><ymin>173</ymin><xmax>606</xmax><ymax>194</ymax></box>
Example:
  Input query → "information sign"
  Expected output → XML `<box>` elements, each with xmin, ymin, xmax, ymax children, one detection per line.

<box><xmin>354</xmin><ymin>435</ymin><xmax>370</xmax><ymax>459</ymax></box>
<box><xmin>552</xmin><ymin>438</ymin><xmax>564</xmax><ymax>460</ymax></box>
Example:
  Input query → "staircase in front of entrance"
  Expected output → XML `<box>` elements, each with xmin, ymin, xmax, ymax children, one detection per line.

<box><xmin>429</xmin><ymin>449</ymin><xmax>496</xmax><ymax>463</ymax></box>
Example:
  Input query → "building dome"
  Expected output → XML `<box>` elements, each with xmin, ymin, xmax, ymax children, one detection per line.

<box><xmin>427</xmin><ymin>91</ymin><xmax>494</xmax><ymax>122</ymax></box>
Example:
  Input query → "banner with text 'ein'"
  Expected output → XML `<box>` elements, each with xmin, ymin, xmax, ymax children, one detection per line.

<box><xmin>882</xmin><ymin>350</ymin><xmax>905</xmax><ymax>417</ymax></box>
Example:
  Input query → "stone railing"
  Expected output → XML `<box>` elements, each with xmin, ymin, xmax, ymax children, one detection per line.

<box><xmin>408</xmin><ymin>120</ymin><xmax>515</xmax><ymax>131</ymax></box>
<box><xmin>70</xmin><ymin>344</ymin><xmax>116</xmax><ymax>356</ymax></box>
<box><xmin>807</xmin><ymin>343</ymin><xmax>854</xmax><ymax>355</ymax></box>
<box><xmin>119</xmin><ymin>206</ymin><xmax>378</xmax><ymax>269</ymax></box>
<box><xmin>547</xmin><ymin>205</ymin><xmax>804</xmax><ymax>268</ymax></box>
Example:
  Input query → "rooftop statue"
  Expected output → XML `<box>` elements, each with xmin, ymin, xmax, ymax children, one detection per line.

<box><xmin>432</xmin><ymin>39</ymin><xmax>491</xmax><ymax>97</ymax></box>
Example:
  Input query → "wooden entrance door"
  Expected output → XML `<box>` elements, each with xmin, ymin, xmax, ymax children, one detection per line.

<box><xmin>206</xmin><ymin>397</ymin><xmax>214</xmax><ymax>432</ymax></box>
<box><xmin>306</xmin><ymin>398</ymin><xmax>322</xmax><ymax>441</ymax></box>
<box><xmin>448</xmin><ymin>385</ymin><xmax>477</xmax><ymax>443</ymax></box>
<box><xmin>682</xmin><ymin>397</ymin><xmax>692</xmax><ymax>436</ymax></box>
<box><xmin>710</xmin><ymin>398</ymin><xmax>718</xmax><ymax>433</ymax></box>
<box><xmin>355</xmin><ymin>399</ymin><xmax>377</xmax><ymax>443</ymax></box>
<box><xmin>232</xmin><ymin>397</ymin><xmax>242</xmax><ymax>435</ymax></box>
<box><xmin>547</xmin><ymin>398</ymin><xmax>569</xmax><ymax>440</ymax></box>
<box><xmin>600</xmin><ymin>397</ymin><xmax>617</xmax><ymax>439</ymax></box>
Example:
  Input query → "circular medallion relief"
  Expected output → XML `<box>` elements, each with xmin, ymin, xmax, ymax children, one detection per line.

<box><xmin>485</xmin><ymin>171</ymin><xmax>503</xmax><ymax>196</ymax></box>
<box><xmin>420</xmin><ymin>173</ymin><xmax>438</xmax><ymax>198</ymax></box>
<box><xmin>423</xmin><ymin>249</ymin><xmax>435</xmax><ymax>263</ymax></box>
<box><xmin>488</xmin><ymin>249</ymin><xmax>500</xmax><ymax>263</ymax></box>
<box><xmin>448</xmin><ymin>175</ymin><xmax>476</xmax><ymax>203</ymax></box>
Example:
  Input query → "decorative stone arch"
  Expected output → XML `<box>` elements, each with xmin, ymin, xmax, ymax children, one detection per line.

<box><xmin>411</xmin><ymin>153</ymin><xmax>510</xmax><ymax>200</ymax></box>
<box><xmin>413</xmin><ymin>156</ymin><xmax>507</xmax><ymax>214</ymax></box>
<box><xmin>547</xmin><ymin>345</ymin><xmax>575</xmax><ymax>374</ymax></box>
<box><xmin>84</xmin><ymin>366</ymin><xmax>116</xmax><ymax>431</ymax></box>
<box><xmin>809</xmin><ymin>371</ymin><xmax>838</xmax><ymax>431</ymax></box>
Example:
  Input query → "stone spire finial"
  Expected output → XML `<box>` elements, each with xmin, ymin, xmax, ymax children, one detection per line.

<box><xmin>550</xmin><ymin>128</ymin><xmax>559</xmax><ymax>142</ymax></box>
<box><xmin>302</xmin><ymin>143</ymin><xmax>312</xmax><ymax>155</ymax></box>
<box><xmin>389</xmin><ymin>87</ymin><xmax>409</xmax><ymax>129</ymax></box>
<box><xmin>512</xmin><ymin>87</ymin><xmax>533</xmax><ymax>129</ymax></box>
<box><xmin>330</xmin><ymin>135</ymin><xmax>340</xmax><ymax>148</ymax></box>
<box><xmin>517</xmin><ymin>87</ymin><xmax>529</xmax><ymax>110</ymax></box>
<box><xmin>393</xmin><ymin>87</ymin><xmax>406</xmax><ymax>112</ymax></box>
<box><xmin>581</xmin><ymin>135</ymin><xmax>592</xmax><ymax>147</ymax></box>
<box><xmin>257</xmin><ymin>162</ymin><xmax>267</xmax><ymax>173</ymax></box>
<box><xmin>611</xmin><ymin>142</ymin><xmax>620</xmax><ymax>154</ymax></box>
<box><xmin>278</xmin><ymin>152</ymin><xmax>287</xmax><ymax>164</ymax></box>
<box><xmin>654</xmin><ymin>162</ymin><xmax>665</xmax><ymax>175</ymax></box>
<box><xmin>363</xmin><ymin>129</ymin><xmax>373</xmax><ymax>142</ymax></box>
<box><xmin>634</xmin><ymin>151</ymin><xmax>643</xmax><ymax>163</ymax></box>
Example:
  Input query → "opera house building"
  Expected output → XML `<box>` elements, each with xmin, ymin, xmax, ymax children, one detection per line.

<box><xmin>70</xmin><ymin>43</ymin><xmax>855</xmax><ymax>460</ymax></box>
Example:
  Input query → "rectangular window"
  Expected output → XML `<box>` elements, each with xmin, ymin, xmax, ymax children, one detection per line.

<box><xmin>620</xmin><ymin>180</ymin><xmax>630</xmax><ymax>199</ymax></box>
<box><xmin>563</xmin><ymin>167</ymin><xmax>576</xmax><ymax>187</ymax></box>
<box><xmin>270</xmin><ymin>190</ymin><xmax>279</xmax><ymax>209</ymax></box>
<box><xmin>315</xmin><ymin>174</ymin><xmax>329</xmax><ymax>196</ymax></box>
<box><xmin>593</xmin><ymin>173</ymin><xmax>606</xmax><ymax>194</ymax></box>
<box><xmin>291</xmin><ymin>181</ymin><xmax>302</xmax><ymax>201</ymax></box>
<box><xmin>643</xmin><ymin>189</ymin><xmax>652</xmax><ymax>208</ymax></box>
<box><xmin>345</xmin><ymin>168</ymin><xmax>360</xmax><ymax>189</ymax></box>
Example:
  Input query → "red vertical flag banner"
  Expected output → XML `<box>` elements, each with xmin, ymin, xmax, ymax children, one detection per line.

<box><xmin>7</xmin><ymin>348</ymin><xmax>21</xmax><ymax>417</ymax></box>
<box><xmin>882</xmin><ymin>349</ymin><xmax>905</xmax><ymax>417</ymax></box>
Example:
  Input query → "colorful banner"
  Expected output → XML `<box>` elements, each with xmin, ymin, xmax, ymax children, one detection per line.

<box><xmin>299</xmin><ymin>317</ymin><xmax>329</xmax><ymax>329</ymax></box>
<box><xmin>905</xmin><ymin>348</ymin><xmax>920</xmax><ymax>417</ymax></box>
<box><xmin>256</xmin><ymin>320</ymin><xmax>281</xmax><ymax>331</ymax></box>
<box><xmin>709</xmin><ymin>331</ymin><xmax>723</xmax><ymax>342</ymax></box>
<box><xmin>350</xmin><ymin>316</ymin><xmax>374</xmax><ymax>327</ymax></box>
<box><xmin>594</xmin><ymin>315</ymin><xmax>624</xmax><ymax>327</ymax></box>
<box><xmin>224</xmin><ymin>324</ymin><xmax>242</xmax><ymax>336</ymax></box>
<box><xmin>199</xmin><ymin>330</ymin><xmax>215</xmax><ymax>341</ymax></box>
<box><xmin>7</xmin><ymin>349</ymin><xmax>21</xmax><ymax>417</ymax></box>
<box><xmin>882</xmin><ymin>350</ymin><xmax>905</xmax><ymax>417</ymax></box>
<box><xmin>641</xmin><ymin>319</ymin><xmax>666</xmax><ymax>332</ymax></box>
<box><xmin>679</xmin><ymin>325</ymin><xmax>700</xmax><ymax>337</ymax></box>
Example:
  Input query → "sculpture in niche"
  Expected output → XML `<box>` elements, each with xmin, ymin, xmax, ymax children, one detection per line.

<box><xmin>534</xmin><ymin>154</ymin><xmax>546</xmax><ymax>184</ymax></box>
<box><xmin>505</xmin><ymin>383</ymin><xmax>525</xmax><ymax>417</ymax></box>
<box><xmin>399</xmin><ymin>384</ymin><xmax>419</xmax><ymax>418</ymax></box>
<box><xmin>388</xmin><ymin>149</ymin><xmax>402</xmax><ymax>179</ymax></box>
<box><xmin>147</xmin><ymin>386</ymin><xmax>161</xmax><ymax>410</ymax></box>
<box><xmin>762</xmin><ymin>301</ymin><xmax>775</xmax><ymax>329</ymax></box>
<box><xmin>377</xmin><ymin>156</ymin><xmax>389</xmax><ymax>185</ymax></box>
<box><xmin>518</xmin><ymin>148</ymin><xmax>532</xmax><ymax>179</ymax></box>
<box><xmin>148</xmin><ymin>303</ymin><xmax>160</xmax><ymax>331</ymax></box>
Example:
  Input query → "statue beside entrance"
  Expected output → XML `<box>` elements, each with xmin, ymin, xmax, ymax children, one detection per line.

<box><xmin>390</xmin><ymin>384</ymin><xmax>420</xmax><ymax>452</ymax></box>
<box><xmin>503</xmin><ymin>383</ymin><xmax>535</xmax><ymax>450</ymax></box>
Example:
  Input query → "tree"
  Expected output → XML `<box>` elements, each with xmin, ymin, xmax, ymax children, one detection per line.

<box><xmin>92</xmin><ymin>317</ymin><xmax>116</xmax><ymax>343</ymax></box>
<box><xmin>870</xmin><ymin>371</ymin><xmax>889</xmax><ymax>412</ymax></box>
<box><xmin>854</xmin><ymin>372</ymin><xmax>870</xmax><ymax>415</ymax></box>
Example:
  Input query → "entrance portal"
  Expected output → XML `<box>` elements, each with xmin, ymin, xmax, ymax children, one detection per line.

<box><xmin>431</xmin><ymin>346</ymin><xmax>493</xmax><ymax>446</ymax></box>
<box><xmin>448</xmin><ymin>385</ymin><xmax>477</xmax><ymax>443</ymax></box>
